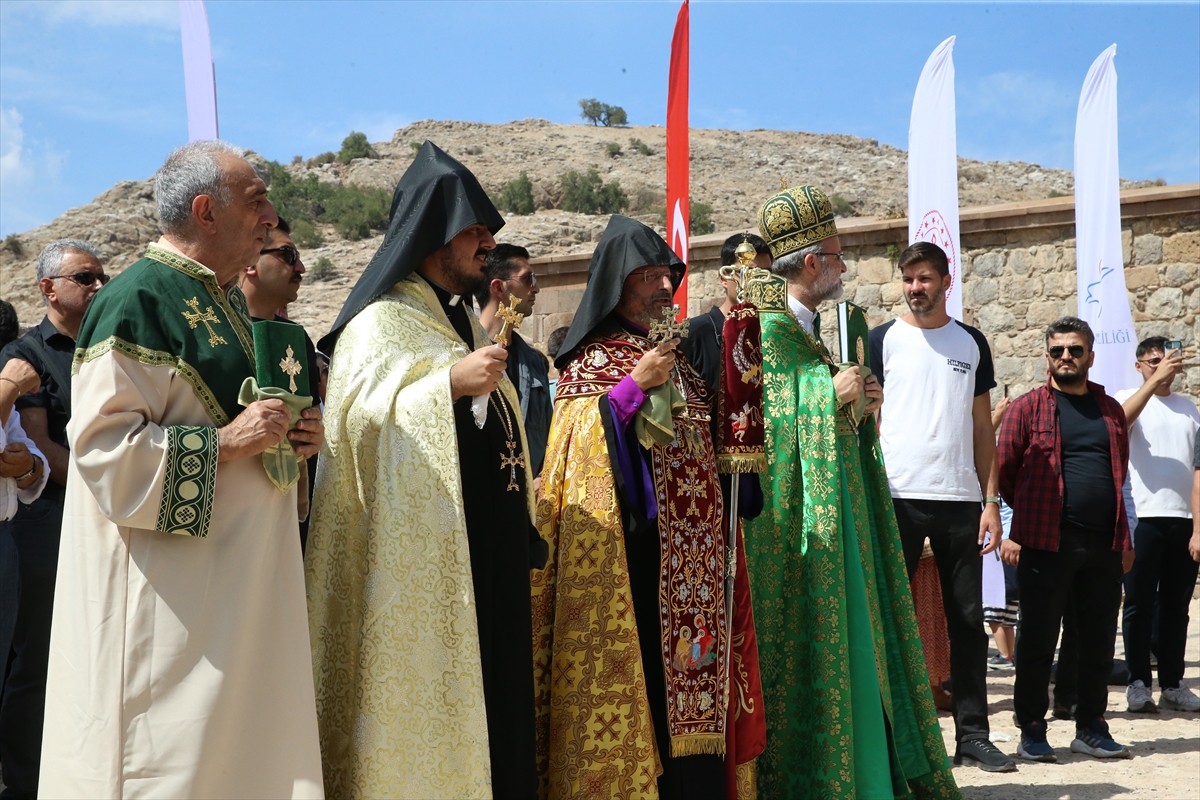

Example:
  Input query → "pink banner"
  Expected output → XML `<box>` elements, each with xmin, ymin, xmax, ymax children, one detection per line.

<box><xmin>179</xmin><ymin>0</ymin><xmax>218</xmax><ymax>141</ymax></box>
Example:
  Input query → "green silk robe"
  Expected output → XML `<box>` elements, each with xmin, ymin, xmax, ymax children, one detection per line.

<box><xmin>744</xmin><ymin>290</ymin><xmax>960</xmax><ymax>799</ymax></box>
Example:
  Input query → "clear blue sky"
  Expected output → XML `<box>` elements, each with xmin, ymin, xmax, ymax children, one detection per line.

<box><xmin>2</xmin><ymin>0</ymin><xmax>1197</xmax><ymax>238</ymax></box>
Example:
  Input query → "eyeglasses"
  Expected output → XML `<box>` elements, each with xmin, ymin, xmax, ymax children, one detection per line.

<box><xmin>511</xmin><ymin>271</ymin><xmax>538</xmax><ymax>287</ymax></box>
<box><xmin>1048</xmin><ymin>345</ymin><xmax>1087</xmax><ymax>359</ymax></box>
<box><xmin>815</xmin><ymin>251</ymin><xmax>845</xmax><ymax>262</ymax></box>
<box><xmin>1138</xmin><ymin>357</ymin><xmax>1163</xmax><ymax>367</ymax></box>
<box><xmin>49</xmin><ymin>271</ymin><xmax>110</xmax><ymax>287</ymax></box>
<box><xmin>632</xmin><ymin>267</ymin><xmax>674</xmax><ymax>284</ymax></box>
<box><xmin>260</xmin><ymin>245</ymin><xmax>300</xmax><ymax>266</ymax></box>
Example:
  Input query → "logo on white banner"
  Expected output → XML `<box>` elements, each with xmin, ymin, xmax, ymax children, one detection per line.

<box><xmin>1083</xmin><ymin>259</ymin><xmax>1116</xmax><ymax>318</ymax></box>
<box><xmin>914</xmin><ymin>209</ymin><xmax>958</xmax><ymax>301</ymax></box>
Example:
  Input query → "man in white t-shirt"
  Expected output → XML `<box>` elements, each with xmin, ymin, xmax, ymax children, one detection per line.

<box><xmin>869</xmin><ymin>241</ymin><xmax>1012</xmax><ymax>772</ymax></box>
<box><xmin>1115</xmin><ymin>336</ymin><xmax>1199</xmax><ymax>713</ymax></box>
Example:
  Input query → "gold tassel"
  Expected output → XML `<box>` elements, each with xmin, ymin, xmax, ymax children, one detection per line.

<box><xmin>716</xmin><ymin>453</ymin><xmax>767</xmax><ymax>474</ymax></box>
<box><xmin>669</xmin><ymin>733</ymin><xmax>727</xmax><ymax>758</ymax></box>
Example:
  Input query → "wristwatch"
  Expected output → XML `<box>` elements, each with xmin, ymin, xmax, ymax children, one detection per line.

<box><xmin>14</xmin><ymin>458</ymin><xmax>39</xmax><ymax>484</ymax></box>
<box><xmin>984</xmin><ymin>495</ymin><xmax>1002</xmax><ymax>505</ymax></box>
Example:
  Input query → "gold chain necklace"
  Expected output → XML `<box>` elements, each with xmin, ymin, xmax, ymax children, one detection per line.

<box><xmin>489</xmin><ymin>390</ymin><xmax>525</xmax><ymax>492</ymax></box>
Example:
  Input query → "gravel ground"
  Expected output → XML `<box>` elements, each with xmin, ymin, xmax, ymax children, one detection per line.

<box><xmin>947</xmin><ymin>589</ymin><xmax>1200</xmax><ymax>799</ymax></box>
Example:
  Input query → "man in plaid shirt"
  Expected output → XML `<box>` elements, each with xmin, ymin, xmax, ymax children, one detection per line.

<box><xmin>997</xmin><ymin>316</ymin><xmax>1134</xmax><ymax>764</ymax></box>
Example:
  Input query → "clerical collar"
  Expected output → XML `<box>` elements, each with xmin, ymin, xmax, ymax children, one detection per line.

<box><xmin>787</xmin><ymin>294</ymin><xmax>817</xmax><ymax>335</ymax></box>
<box><xmin>417</xmin><ymin>273</ymin><xmax>475</xmax><ymax>347</ymax></box>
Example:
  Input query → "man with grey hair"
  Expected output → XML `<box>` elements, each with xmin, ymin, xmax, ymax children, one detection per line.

<box><xmin>39</xmin><ymin>140</ymin><xmax>325</xmax><ymax>798</ymax></box>
<box><xmin>743</xmin><ymin>185</ymin><xmax>958</xmax><ymax>796</ymax></box>
<box><xmin>0</xmin><ymin>238</ymin><xmax>106</xmax><ymax>798</ymax></box>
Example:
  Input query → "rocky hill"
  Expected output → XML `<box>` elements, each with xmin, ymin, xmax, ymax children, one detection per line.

<box><xmin>0</xmin><ymin>118</ymin><xmax>1154</xmax><ymax>336</ymax></box>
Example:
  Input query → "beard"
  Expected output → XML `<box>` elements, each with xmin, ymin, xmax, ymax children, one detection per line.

<box><xmin>439</xmin><ymin>248</ymin><xmax>488</xmax><ymax>296</ymax></box>
<box><xmin>624</xmin><ymin>291</ymin><xmax>674</xmax><ymax>328</ymax></box>
<box><xmin>1051</xmin><ymin>363</ymin><xmax>1088</xmax><ymax>387</ymax></box>
<box><xmin>813</xmin><ymin>265</ymin><xmax>844</xmax><ymax>304</ymax></box>
<box><xmin>905</xmin><ymin>289</ymin><xmax>941</xmax><ymax>315</ymax></box>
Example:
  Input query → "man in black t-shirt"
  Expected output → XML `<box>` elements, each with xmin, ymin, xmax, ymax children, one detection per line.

<box><xmin>0</xmin><ymin>239</ymin><xmax>108</xmax><ymax>798</ymax></box>
<box><xmin>998</xmin><ymin>316</ymin><xmax>1135</xmax><ymax>764</ymax></box>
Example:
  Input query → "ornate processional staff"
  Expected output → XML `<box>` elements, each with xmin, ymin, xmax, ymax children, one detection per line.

<box><xmin>717</xmin><ymin>239</ymin><xmax>767</xmax><ymax>651</ymax></box>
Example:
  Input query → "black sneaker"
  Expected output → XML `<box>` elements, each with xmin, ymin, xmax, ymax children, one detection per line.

<box><xmin>954</xmin><ymin>737</ymin><xmax>1017</xmax><ymax>772</ymax></box>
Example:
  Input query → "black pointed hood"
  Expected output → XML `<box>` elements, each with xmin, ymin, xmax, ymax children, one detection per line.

<box><xmin>554</xmin><ymin>214</ymin><xmax>685</xmax><ymax>370</ymax></box>
<box><xmin>319</xmin><ymin>140</ymin><xmax>504</xmax><ymax>353</ymax></box>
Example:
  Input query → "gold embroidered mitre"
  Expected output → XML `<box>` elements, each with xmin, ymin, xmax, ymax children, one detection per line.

<box><xmin>757</xmin><ymin>185</ymin><xmax>838</xmax><ymax>260</ymax></box>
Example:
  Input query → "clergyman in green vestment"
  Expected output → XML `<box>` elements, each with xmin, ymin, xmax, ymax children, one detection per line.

<box><xmin>743</xmin><ymin>185</ymin><xmax>960</xmax><ymax>799</ymax></box>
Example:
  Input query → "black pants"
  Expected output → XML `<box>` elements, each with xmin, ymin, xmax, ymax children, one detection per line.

<box><xmin>1123</xmin><ymin>516</ymin><xmax>1199</xmax><ymax>690</ymax></box>
<box><xmin>1014</xmin><ymin>525</ymin><xmax>1123</xmax><ymax>730</ymax></box>
<box><xmin>1053</xmin><ymin>598</ymin><xmax>1080</xmax><ymax>708</ymax></box>
<box><xmin>893</xmin><ymin>498</ymin><xmax>989</xmax><ymax>742</ymax></box>
<box><xmin>0</xmin><ymin>489</ymin><xmax>62</xmax><ymax>800</ymax></box>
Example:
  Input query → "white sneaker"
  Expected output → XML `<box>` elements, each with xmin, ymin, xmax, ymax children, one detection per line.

<box><xmin>1160</xmin><ymin>686</ymin><xmax>1200</xmax><ymax>712</ymax></box>
<box><xmin>1126</xmin><ymin>680</ymin><xmax>1158</xmax><ymax>713</ymax></box>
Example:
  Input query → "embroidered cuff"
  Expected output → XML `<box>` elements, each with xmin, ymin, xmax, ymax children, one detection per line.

<box><xmin>156</xmin><ymin>425</ymin><xmax>218</xmax><ymax>538</ymax></box>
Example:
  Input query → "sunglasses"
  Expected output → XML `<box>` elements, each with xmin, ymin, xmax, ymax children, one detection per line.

<box><xmin>1047</xmin><ymin>345</ymin><xmax>1086</xmax><ymax>359</ymax></box>
<box><xmin>261</xmin><ymin>245</ymin><xmax>300</xmax><ymax>266</ymax></box>
<box><xmin>511</xmin><ymin>272</ymin><xmax>538</xmax><ymax>287</ymax></box>
<box><xmin>50</xmin><ymin>271</ymin><xmax>110</xmax><ymax>287</ymax></box>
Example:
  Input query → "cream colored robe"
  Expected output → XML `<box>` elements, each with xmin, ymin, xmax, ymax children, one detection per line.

<box><xmin>39</xmin><ymin>295</ymin><xmax>322</xmax><ymax>798</ymax></box>
<box><xmin>306</xmin><ymin>276</ymin><xmax>533</xmax><ymax>800</ymax></box>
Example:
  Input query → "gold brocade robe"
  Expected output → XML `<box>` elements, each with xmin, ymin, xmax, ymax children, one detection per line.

<box><xmin>306</xmin><ymin>276</ymin><xmax>535</xmax><ymax>799</ymax></box>
<box><xmin>533</xmin><ymin>332</ymin><xmax>745</xmax><ymax>800</ymax></box>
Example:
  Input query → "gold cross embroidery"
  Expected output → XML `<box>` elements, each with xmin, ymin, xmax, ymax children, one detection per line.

<box><xmin>495</xmin><ymin>294</ymin><xmax>525</xmax><ymax>347</ymax></box>
<box><xmin>648</xmin><ymin>304</ymin><xmax>689</xmax><ymax>349</ymax></box>
<box><xmin>181</xmin><ymin>297</ymin><xmax>227</xmax><ymax>348</ymax></box>
<box><xmin>279</xmin><ymin>344</ymin><xmax>303</xmax><ymax>393</ymax></box>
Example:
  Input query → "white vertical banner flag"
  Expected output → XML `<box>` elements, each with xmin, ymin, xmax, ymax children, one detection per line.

<box><xmin>1075</xmin><ymin>44</ymin><xmax>1139</xmax><ymax>394</ymax></box>
<box><xmin>909</xmin><ymin>35</ymin><xmax>963</xmax><ymax>321</ymax></box>
<box><xmin>179</xmin><ymin>0</ymin><xmax>219</xmax><ymax>141</ymax></box>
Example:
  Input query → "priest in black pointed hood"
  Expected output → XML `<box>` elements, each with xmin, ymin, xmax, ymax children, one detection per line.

<box><xmin>532</xmin><ymin>215</ymin><xmax>766</xmax><ymax>799</ymax></box>
<box><xmin>307</xmin><ymin>141</ymin><xmax>544</xmax><ymax>799</ymax></box>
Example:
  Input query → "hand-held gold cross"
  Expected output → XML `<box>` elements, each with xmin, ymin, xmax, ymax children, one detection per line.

<box><xmin>649</xmin><ymin>304</ymin><xmax>689</xmax><ymax>353</ymax></box>
<box><xmin>495</xmin><ymin>294</ymin><xmax>525</xmax><ymax>348</ymax></box>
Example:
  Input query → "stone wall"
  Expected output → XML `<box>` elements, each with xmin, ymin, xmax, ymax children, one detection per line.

<box><xmin>527</xmin><ymin>184</ymin><xmax>1199</xmax><ymax>403</ymax></box>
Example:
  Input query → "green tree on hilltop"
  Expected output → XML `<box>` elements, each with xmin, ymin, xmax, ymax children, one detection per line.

<box><xmin>579</xmin><ymin>98</ymin><xmax>629</xmax><ymax>127</ymax></box>
<box><xmin>338</xmin><ymin>131</ymin><xmax>377</xmax><ymax>164</ymax></box>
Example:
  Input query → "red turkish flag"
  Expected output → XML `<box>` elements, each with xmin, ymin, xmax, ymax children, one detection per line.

<box><xmin>666</xmin><ymin>0</ymin><xmax>689</xmax><ymax>314</ymax></box>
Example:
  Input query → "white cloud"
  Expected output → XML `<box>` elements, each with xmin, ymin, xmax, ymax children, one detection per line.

<box><xmin>0</xmin><ymin>108</ymin><xmax>32</xmax><ymax>187</ymax></box>
<box><xmin>7</xmin><ymin>0</ymin><xmax>178</xmax><ymax>30</ymax></box>
<box><xmin>0</xmin><ymin>107</ymin><xmax>68</xmax><ymax>237</ymax></box>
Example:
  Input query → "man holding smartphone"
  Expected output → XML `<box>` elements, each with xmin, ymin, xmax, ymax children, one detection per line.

<box><xmin>1115</xmin><ymin>336</ymin><xmax>1199</xmax><ymax>714</ymax></box>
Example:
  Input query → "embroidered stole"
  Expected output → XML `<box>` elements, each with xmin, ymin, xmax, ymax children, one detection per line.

<box><xmin>558</xmin><ymin>332</ymin><xmax>729</xmax><ymax>757</ymax></box>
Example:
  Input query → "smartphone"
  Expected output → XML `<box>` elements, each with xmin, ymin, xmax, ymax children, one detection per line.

<box><xmin>1164</xmin><ymin>340</ymin><xmax>1183</xmax><ymax>352</ymax></box>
